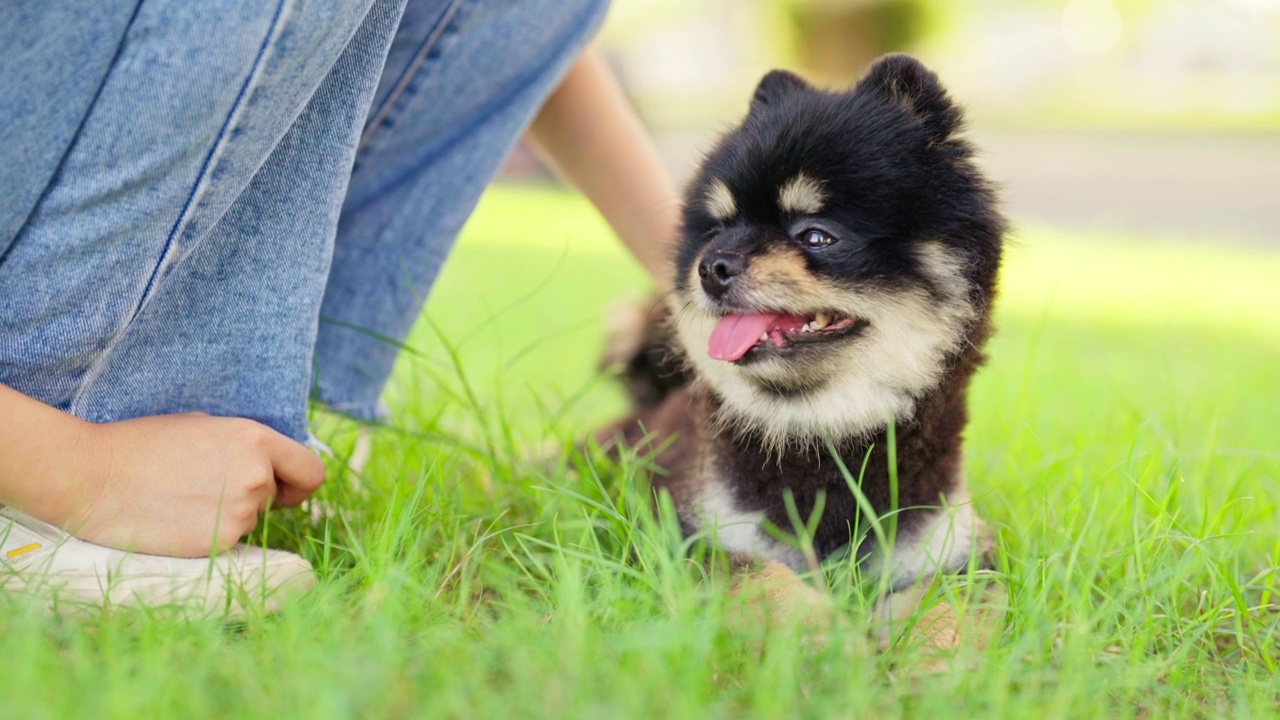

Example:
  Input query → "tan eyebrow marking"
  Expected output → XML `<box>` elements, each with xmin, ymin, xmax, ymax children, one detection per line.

<box><xmin>704</xmin><ymin>178</ymin><xmax>737</xmax><ymax>221</ymax></box>
<box><xmin>778</xmin><ymin>173</ymin><xmax>826</xmax><ymax>215</ymax></box>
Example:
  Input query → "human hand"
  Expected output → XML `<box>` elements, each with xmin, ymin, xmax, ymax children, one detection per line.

<box><xmin>60</xmin><ymin>412</ymin><xmax>326</xmax><ymax>557</ymax></box>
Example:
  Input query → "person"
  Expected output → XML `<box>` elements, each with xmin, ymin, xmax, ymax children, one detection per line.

<box><xmin>0</xmin><ymin>0</ymin><xmax>679</xmax><ymax>617</ymax></box>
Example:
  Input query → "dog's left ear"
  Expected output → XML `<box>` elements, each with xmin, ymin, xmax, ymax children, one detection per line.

<box><xmin>855</xmin><ymin>54</ymin><xmax>962</xmax><ymax>141</ymax></box>
<box><xmin>749</xmin><ymin>69</ymin><xmax>812</xmax><ymax>114</ymax></box>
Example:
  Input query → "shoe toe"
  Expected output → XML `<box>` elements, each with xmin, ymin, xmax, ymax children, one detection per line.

<box><xmin>222</xmin><ymin>544</ymin><xmax>317</xmax><ymax>615</ymax></box>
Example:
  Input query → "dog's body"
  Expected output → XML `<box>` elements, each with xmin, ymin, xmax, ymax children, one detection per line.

<box><xmin>604</xmin><ymin>55</ymin><xmax>1005</xmax><ymax>608</ymax></box>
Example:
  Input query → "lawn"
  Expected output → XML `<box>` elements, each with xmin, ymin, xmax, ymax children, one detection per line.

<box><xmin>5</xmin><ymin>186</ymin><xmax>1279</xmax><ymax>718</ymax></box>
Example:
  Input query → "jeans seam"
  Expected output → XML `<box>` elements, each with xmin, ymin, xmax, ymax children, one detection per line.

<box><xmin>355</xmin><ymin>0</ymin><xmax>466</xmax><ymax>158</ymax></box>
<box><xmin>68</xmin><ymin>0</ymin><xmax>296</xmax><ymax>416</ymax></box>
<box><xmin>0</xmin><ymin>1</ymin><xmax>145</xmax><ymax>268</ymax></box>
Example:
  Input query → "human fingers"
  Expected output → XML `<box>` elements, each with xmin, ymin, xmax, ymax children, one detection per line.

<box><xmin>262</xmin><ymin>428</ymin><xmax>326</xmax><ymax>506</ymax></box>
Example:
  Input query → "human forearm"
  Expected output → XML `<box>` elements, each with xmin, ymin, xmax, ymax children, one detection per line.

<box><xmin>529</xmin><ymin>45</ymin><xmax>681</xmax><ymax>291</ymax></box>
<box><xmin>0</xmin><ymin>382</ymin><xmax>94</xmax><ymax>525</ymax></box>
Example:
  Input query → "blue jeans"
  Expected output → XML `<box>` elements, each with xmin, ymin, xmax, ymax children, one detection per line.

<box><xmin>0</xmin><ymin>0</ymin><xmax>609</xmax><ymax>440</ymax></box>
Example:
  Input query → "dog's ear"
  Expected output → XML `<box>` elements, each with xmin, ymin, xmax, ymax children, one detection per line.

<box><xmin>855</xmin><ymin>53</ymin><xmax>962</xmax><ymax>141</ymax></box>
<box><xmin>749</xmin><ymin>69</ymin><xmax>812</xmax><ymax>114</ymax></box>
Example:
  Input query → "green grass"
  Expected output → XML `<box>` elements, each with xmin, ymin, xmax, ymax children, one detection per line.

<box><xmin>5</xmin><ymin>186</ymin><xmax>1280</xmax><ymax>718</ymax></box>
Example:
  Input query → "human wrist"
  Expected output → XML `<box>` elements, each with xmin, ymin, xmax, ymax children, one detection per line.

<box><xmin>0</xmin><ymin>400</ymin><xmax>107</xmax><ymax>532</ymax></box>
<box><xmin>45</xmin><ymin>416</ymin><xmax>111</xmax><ymax>531</ymax></box>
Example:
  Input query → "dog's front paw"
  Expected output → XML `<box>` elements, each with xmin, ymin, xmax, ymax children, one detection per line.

<box><xmin>724</xmin><ymin>559</ymin><xmax>839</xmax><ymax>641</ymax></box>
<box><xmin>600</xmin><ymin>295</ymin><xmax>689</xmax><ymax>410</ymax></box>
<box><xmin>873</xmin><ymin>574</ymin><xmax>1008</xmax><ymax>674</ymax></box>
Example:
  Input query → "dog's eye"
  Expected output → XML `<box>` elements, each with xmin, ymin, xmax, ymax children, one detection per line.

<box><xmin>799</xmin><ymin>228</ymin><xmax>836</xmax><ymax>249</ymax></box>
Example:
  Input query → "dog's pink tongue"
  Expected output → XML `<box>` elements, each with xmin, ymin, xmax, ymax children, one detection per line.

<box><xmin>708</xmin><ymin>313</ymin><xmax>782</xmax><ymax>362</ymax></box>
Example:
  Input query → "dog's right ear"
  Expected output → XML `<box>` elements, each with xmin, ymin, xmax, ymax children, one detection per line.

<box><xmin>854</xmin><ymin>53</ymin><xmax>962</xmax><ymax>142</ymax></box>
<box><xmin>749</xmin><ymin>69</ymin><xmax>812</xmax><ymax>114</ymax></box>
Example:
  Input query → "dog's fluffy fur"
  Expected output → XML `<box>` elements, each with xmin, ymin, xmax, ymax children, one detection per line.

<box><xmin>602</xmin><ymin>55</ymin><xmax>1005</xmax><ymax>599</ymax></box>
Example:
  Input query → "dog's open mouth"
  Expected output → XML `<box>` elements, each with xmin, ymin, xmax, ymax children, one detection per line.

<box><xmin>707</xmin><ymin>311</ymin><xmax>864</xmax><ymax>362</ymax></box>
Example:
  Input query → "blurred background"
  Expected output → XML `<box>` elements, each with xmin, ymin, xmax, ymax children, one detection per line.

<box><xmin>509</xmin><ymin>0</ymin><xmax>1280</xmax><ymax>244</ymax></box>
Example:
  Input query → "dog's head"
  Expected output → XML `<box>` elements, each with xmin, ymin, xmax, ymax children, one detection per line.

<box><xmin>670</xmin><ymin>54</ymin><xmax>1004</xmax><ymax>448</ymax></box>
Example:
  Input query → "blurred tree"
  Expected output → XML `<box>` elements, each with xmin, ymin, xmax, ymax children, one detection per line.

<box><xmin>783</xmin><ymin>0</ymin><xmax>932</xmax><ymax>83</ymax></box>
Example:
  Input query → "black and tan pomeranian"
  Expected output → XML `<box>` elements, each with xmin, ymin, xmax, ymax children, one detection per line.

<box><xmin>602</xmin><ymin>54</ymin><xmax>1006</xmax><ymax>631</ymax></box>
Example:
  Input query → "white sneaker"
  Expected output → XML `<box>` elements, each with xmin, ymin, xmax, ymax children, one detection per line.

<box><xmin>0</xmin><ymin>506</ymin><xmax>315</xmax><ymax>620</ymax></box>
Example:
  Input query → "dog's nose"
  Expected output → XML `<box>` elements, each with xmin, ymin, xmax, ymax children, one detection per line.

<box><xmin>698</xmin><ymin>252</ymin><xmax>746</xmax><ymax>299</ymax></box>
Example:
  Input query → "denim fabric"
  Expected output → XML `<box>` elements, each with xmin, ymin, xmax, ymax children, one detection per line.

<box><xmin>315</xmin><ymin>0</ymin><xmax>611</xmax><ymax>420</ymax></box>
<box><xmin>0</xmin><ymin>0</ymin><xmax>609</xmax><ymax>440</ymax></box>
<box><xmin>0</xmin><ymin>1</ymin><xmax>140</xmax><ymax>251</ymax></box>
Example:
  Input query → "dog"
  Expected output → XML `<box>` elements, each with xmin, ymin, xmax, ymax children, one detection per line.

<box><xmin>600</xmin><ymin>54</ymin><xmax>1006</xmax><ymax>645</ymax></box>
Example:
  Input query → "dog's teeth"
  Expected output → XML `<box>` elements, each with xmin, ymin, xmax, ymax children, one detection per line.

<box><xmin>801</xmin><ymin>323</ymin><xmax>812</xmax><ymax>333</ymax></box>
<box><xmin>760</xmin><ymin>332</ymin><xmax>769</xmax><ymax>342</ymax></box>
<box><xmin>812</xmin><ymin>312</ymin><xmax>830</xmax><ymax>330</ymax></box>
